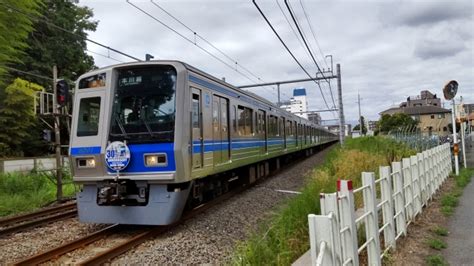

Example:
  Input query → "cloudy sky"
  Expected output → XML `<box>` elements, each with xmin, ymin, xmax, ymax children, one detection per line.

<box><xmin>78</xmin><ymin>0</ymin><xmax>473</xmax><ymax>125</ymax></box>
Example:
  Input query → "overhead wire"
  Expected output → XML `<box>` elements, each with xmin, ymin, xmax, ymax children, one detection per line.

<box><xmin>86</xmin><ymin>49</ymin><xmax>126</xmax><ymax>63</ymax></box>
<box><xmin>4</xmin><ymin>66</ymin><xmax>53</xmax><ymax>81</ymax></box>
<box><xmin>0</xmin><ymin>2</ymin><xmax>142</xmax><ymax>62</ymax></box>
<box><xmin>252</xmin><ymin>0</ymin><xmax>331</xmax><ymax>111</ymax></box>
<box><xmin>284</xmin><ymin>0</ymin><xmax>337</xmax><ymax>110</ymax></box>
<box><xmin>299</xmin><ymin>0</ymin><xmax>329</xmax><ymax>70</ymax></box>
<box><xmin>128</xmin><ymin>0</ymin><xmax>290</xmax><ymax>102</ymax></box>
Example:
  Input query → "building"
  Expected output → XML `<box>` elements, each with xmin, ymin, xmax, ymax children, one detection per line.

<box><xmin>308</xmin><ymin>112</ymin><xmax>322</xmax><ymax>125</ymax></box>
<box><xmin>280</xmin><ymin>88</ymin><xmax>309</xmax><ymax>119</ymax></box>
<box><xmin>324</xmin><ymin>124</ymin><xmax>352</xmax><ymax>137</ymax></box>
<box><xmin>380</xmin><ymin>90</ymin><xmax>451</xmax><ymax>136</ymax></box>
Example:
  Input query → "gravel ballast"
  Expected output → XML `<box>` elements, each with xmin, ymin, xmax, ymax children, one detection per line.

<box><xmin>113</xmin><ymin>145</ymin><xmax>334</xmax><ymax>264</ymax></box>
<box><xmin>0</xmin><ymin>145</ymin><xmax>333</xmax><ymax>264</ymax></box>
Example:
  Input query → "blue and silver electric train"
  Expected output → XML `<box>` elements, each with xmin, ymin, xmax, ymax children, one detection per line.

<box><xmin>69</xmin><ymin>61</ymin><xmax>337</xmax><ymax>225</ymax></box>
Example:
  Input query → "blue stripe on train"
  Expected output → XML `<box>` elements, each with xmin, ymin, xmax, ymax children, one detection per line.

<box><xmin>192</xmin><ymin>138</ymin><xmax>297</xmax><ymax>153</ymax></box>
<box><xmin>71</xmin><ymin>146</ymin><xmax>101</xmax><ymax>155</ymax></box>
<box><xmin>110</xmin><ymin>143</ymin><xmax>176</xmax><ymax>173</ymax></box>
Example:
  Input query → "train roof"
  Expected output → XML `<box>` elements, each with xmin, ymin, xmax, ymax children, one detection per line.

<box><xmin>78</xmin><ymin>60</ymin><xmax>333</xmax><ymax>132</ymax></box>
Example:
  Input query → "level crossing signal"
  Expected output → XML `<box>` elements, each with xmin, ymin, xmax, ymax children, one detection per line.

<box><xmin>56</xmin><ymin>79</ymin><xmax>69</xmax><ymax>107</ymax></box>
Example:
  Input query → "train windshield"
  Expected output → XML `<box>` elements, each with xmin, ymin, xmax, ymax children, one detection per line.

<box><xmin>109</xmin><ymin>66</ymin><xmax>177</xmax><ymax>143</ymax></box>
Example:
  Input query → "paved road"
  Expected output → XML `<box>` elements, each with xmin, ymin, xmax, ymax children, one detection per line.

<box><xmin>443</xmin><ymin>133</ymin><xmax>474</xmax><ymax>265</ymax></box>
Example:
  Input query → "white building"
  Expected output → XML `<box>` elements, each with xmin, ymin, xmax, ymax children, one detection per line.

<box><xmin>280</xmin><ymin>88</ymin><xmax>309</xmax><ymax>119</ymax></box>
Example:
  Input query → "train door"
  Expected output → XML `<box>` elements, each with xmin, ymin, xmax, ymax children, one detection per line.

<box><xmin>257</xmin><ymin>110</ymin><xmax>266</xmax><ymax>153</ymax></box>
<box><xmin>212</xmin><ymin>95</ymin><xmax>230</xmax><ymax>165</ymax></box>
<box><xmin>191</xmin><ymin>89</ymin><xmax>203</xmax><ymax>169</ymax></box>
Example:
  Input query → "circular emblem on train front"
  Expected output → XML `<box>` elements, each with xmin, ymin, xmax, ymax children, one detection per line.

<box><xmin>105</xmin><ymin>141</ymin><xmax>131</xmax><ymax>171</ymax></box>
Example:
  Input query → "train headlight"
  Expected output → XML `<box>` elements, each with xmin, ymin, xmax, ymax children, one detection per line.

<box><xmin>144</xmin><ymin>154</ymin><xmax>167</xmax><ymax>167</ymax></box>
<box><xmin>77</xmin><ymin>157</ymin><xmax>96</xmax><ymax>168</ymax></box>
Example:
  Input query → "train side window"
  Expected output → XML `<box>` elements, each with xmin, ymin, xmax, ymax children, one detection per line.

<box><xmin>192</xmin><ymin>94</ymin><xmax>200</xmax><ymax>129</ymax></box>
<box><xmin>77</xmin><ymin>97</ymin><xmax>101</xmax><ymax>137</ymax></box>
<box><xmin>237</xmin><ymin>106</ymin><xmax>253</xmax><ymax>136</ymax></box>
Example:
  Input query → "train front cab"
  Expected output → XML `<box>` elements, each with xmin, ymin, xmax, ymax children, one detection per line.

<box><xmin>70</xmin><ymin>62</ymin><xmax>192</xmax><ymax>225</ymax></box>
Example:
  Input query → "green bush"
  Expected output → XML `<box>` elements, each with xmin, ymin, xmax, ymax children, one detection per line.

<box><xmin>0</xmin><ymin>170</ymin><xmax>76</xmax><ymax>216</ymax></box>
<box><xmin>431</xmin><ymin>226</ymin><xmax>449</xmax><ymax>237</ymax></box>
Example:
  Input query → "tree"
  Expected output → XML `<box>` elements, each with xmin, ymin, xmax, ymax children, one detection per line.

<box><xmin>12</xmin><ymin>0</ymin><xmax>98</xmax><ymax>88</ymax></box>
<box><xmin>0</xmin><ymin>0</ymin><xmax>41</xmax><ymax>87</ymax></box>
<box><xmin>353</xmin><ymin>116</ymin><xmax>367</xmax><ymax>135</ymax></box>
<box><xmin>0</xmin><ymin>78</ymin><xmax>46</xmax><ymax>156</ymax></box>
<box><xmin>377</xmin><ymin>113</ymin><xmax>418</xmax><ymax>134</ymax></box>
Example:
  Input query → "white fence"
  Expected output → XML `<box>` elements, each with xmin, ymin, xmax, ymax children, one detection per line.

<box><xmin>0</xmin><ymin>156</ymin><xmax>69</xmax><ymax>174</ymax></box>
<box><xmin>308</xmin><ymin>143</ymin><xmax>451</xmax><ymax>265</ymax></box>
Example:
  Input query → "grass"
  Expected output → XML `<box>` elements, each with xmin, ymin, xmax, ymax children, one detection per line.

<box><xmin>431</xmin><ymin>226</ymin><xmax>448</xmax><ymax>237</ymax></box>
<box><xmin>231</xmin><ymin>136</ymin><xmax>414</xmax><ymax>265</ymax></box>
<box><xmin>439</xmin><ymin>168</ymin><xmax>474</xmax><ymax>217</ymax></box>
<box><xmin>427</xmin><ymin>238</ymin><xmax>447</xmax><ymax>250</ymax></box>
<box><xmin>0</xmin><ymin>169</ymin><xmax>76</xmax><ymax>217</ymax></box>
<box><xmin>426</xmin><ymin>254</ymin><xmax>448</xmax><ymax>266</ymax></box>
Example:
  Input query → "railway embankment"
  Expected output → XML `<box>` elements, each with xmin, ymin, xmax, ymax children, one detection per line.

<box><xmin>231</xmin><ymin>136</ymin><xmax>414</xmax><ymax>265</ymax></box>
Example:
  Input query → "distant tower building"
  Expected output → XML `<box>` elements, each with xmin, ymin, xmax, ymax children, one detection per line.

<box><xmin>280</xmin><ymin>87</ymin><xmax>309</xmax><ymax>119</ymax></box>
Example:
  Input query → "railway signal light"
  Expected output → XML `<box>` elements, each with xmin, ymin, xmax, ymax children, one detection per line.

<box><xmin>56</xmin><ymin>79</ymin><xmax>69</xmax><ymax>107</ymax></box>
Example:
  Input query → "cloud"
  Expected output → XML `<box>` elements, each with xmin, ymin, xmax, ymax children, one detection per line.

<box><xmin>414</xmin><ymin>39</ymin><xmax>465</xmax><ymax>59</ymax></box>
<box><xmin>382</xmin><ymin>1</ymin><xmax>472</xmax><ymax>27</ymax></box>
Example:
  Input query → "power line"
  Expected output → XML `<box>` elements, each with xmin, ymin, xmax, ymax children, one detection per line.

<box><xmin>149</xmin><ymin>0</ymin><xmax>289</xmax><ymax>100</ymax></box>
<box><xmin>299</xmin><ymin>0</ymin><xmax>330</xmax><ymax>70</ymax></box>
<box><xmin>128</xmin><ymin>1</ymin><xmax>291</xmax><ymax>102</ymax></box>
<box><xmin>86</xmin><ymin>49</ymin><xmax>126</xmax><ymax>63</ymax></box>
<box><xmin>284</xmin><ymin>0</ymin><xmax>336</xmax><ymax>109</ymax></box>
<box><xmin>275</xmin><ymin>0</ymin><xmax>313</xmax><ymax>66</ymax></box>
<box><xmin>4</xmin><ymin>66</ymin><xmax>53</xmax><ymax>81</ymax></box>
<box><xmin>253</xmin><ymin>0</ymin><xmax>332</xmax><ymax>111</ymax></box>
<box><xmin>0</xmin><ymin>2</ymin><xmax>142</xmax><ymax>62</ymax></box>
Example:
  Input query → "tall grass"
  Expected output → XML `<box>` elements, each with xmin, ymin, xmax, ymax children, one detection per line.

<box><xmin>232</xmin><ymin>136</ymin><xmax>415</xmax><ymax>265</ymax></box>
<box><xmin>0</xmin><ymin>169</ymin><xmax>76</xmax><ymax>217</ymax></box>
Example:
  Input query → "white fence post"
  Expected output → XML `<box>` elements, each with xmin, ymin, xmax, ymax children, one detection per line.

<box><xmin>337</xmin><ymin>180</ymin><xmax>359</xmax><ymax>265</ymax></box>
<box><xmin>410</xmin><ymin>155</ymin><xmax>422</xmax><ymax>216</ymax></box>
<box><xmin>380</xmin><ymin>166</ymin><xmax>396</xmax><ymax>250</ymax></box>
<box><xmin>320</xmin><ymin>193</ymin><xmax>342</xmax><ymax>265</ymax></box>
<box><xmin>309</xmin><ymin>214</ymin><xmax>335</xmax><ymax>266</ymax></box>
<box><xmin>417</xmin><ymin>153</ymin><xmax>427</xmax><ymax>207</ymax></box>
<box><xmin>392</xmin><ymin>161</ymin><xmax>407</xmax><ymax>237</ymax></box>
<box><xmin>423</xmin><ymin>151</ymin><xmax>433</xmax><ymax>200</ymax></box>
<box><xmin>362</xmin><ymin>172</ymin><xmax>381</xmax><ymax>266</ymax></box>
<box><xmin>402</xmin><ymin>158</ymin><xmax>414</xmax><ymax>223</ymax></box>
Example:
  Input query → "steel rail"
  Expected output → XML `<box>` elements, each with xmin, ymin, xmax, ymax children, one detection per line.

<box><xmin>0</xmin><ymin>209</ymin><xmax>77</xmax><ymax>236</ymax></box>
<box><xmin>13</xmin><ymin>224</ymin><xmax>120</xmax><ymax>265</ymax></box>
<box><xmin>0</xmin><ymin>202</ymin><xmax>76</xmax><ymax>227</ymax></box>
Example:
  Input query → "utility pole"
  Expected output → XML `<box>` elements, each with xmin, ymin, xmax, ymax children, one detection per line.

<box><xmin>357</xmin><ymin>93</ymin><xmax>362</xmax><ymax>135</ymax></box>
<box><xmin>336</xmin><ymin>64</ymin><xmax>345</xmax><ymax>146</ymax></box>
<box><xmin>52</xmin><ymin>66</ymin><xmax>63</xmax><ymax>201</ymax></box>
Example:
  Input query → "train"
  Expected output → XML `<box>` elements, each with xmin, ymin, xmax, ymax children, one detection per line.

<box><xmin>69</xmin><ymin>60</ymin><xmax>337</xmax><ymax>225</ymax></box>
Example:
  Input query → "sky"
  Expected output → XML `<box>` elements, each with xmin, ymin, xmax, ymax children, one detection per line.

<box><xmin>78</xmin><ymin>0</ymin><xmax>473</xmax><ymax>125</ymax></box>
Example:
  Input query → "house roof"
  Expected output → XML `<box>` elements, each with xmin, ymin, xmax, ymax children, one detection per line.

<box><xmin>380</xmin><ymin>106</ymin><xmax>451</xmax><ymax>116</ymax></box>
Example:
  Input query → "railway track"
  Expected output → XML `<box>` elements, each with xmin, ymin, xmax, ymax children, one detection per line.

<box><xmin>0</xmin><ymin>202</ymin><xmax>77</xmax><ymax>236</ymax></box>
<box><xmin>13</xmin><ymin>187</ymin><xmax>244</xmax><ymax>265</ymax></box>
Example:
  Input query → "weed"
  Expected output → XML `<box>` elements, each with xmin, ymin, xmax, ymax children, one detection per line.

<box><xmin>0</xmin><ymin>170</ymin><xmax>76</xmax><ymax>217</ymax></box>
<box><xmin>231</xmin><ymin>136</ymin><xmax>414</xmax><ymax>265</ymax></box>
<box><xmin>441</xmin><ymin>206</ymin><xmax>454</xmax><ymax>216</ymax></box>
<box><xmin>426</xmin><ymin>254</ymin><xmax>448</xmax><ymax>266</ymax></box>
<box><xmin>441</xmin><ymin>194</ymin><xmax>459</xmax><ymax>208</ymax></box>
<box><xmin>427</xmin><ymin>238</ymin><xmax>447</xmax><ymax>250</ymax></box>
<box><xmin>431</xmin><ymin>226</ymin><xmax>448</xmax><ymax>236</ymax></box>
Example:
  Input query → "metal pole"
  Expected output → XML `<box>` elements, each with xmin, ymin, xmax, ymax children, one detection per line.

<box><xmin>358</xmin><ymin>93</ymin><xmax>362</xmax><ymax>135</ymax></box>
<box><xmin>337</xmin><ymin>64</ymin><xmax>345</xmax><ymax>145</ymax></box>
<box><xmin>52</xmin><ymin>65</ymin><xmax>63</xmax><ymax>201</ymax></box>
<box><xmin>277</xmin><ymin>83</ymin><xmax>281</xmax><ymax>107</ymax></box>
<box><xmin>452</xmin><ymin>99</ymin><xmax>459</xmax><ymax>175</ymax></box>
<box><xmin>461</xmin><ymin>121</ymin><xmax>467</xmax><ymax>168</ymax></box>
